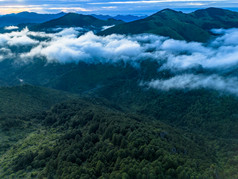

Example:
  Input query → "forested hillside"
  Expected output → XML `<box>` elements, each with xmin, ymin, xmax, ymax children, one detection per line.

<box><xmin>1</xmin><ymin>98</ymin><xmax>235</xmax><ymax>178</ymax></box>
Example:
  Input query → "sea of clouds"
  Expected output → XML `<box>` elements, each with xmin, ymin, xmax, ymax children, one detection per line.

<box><xmin>1</xmin><ymin>27</ymin><xmax>238</xmax><ymax>95</ymax></box>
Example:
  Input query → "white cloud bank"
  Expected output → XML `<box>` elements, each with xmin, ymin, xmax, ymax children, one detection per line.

<box><xmin>21</xmin><ymin>30</ymin><xmax>144</xmax><ymax>63</ymax></box>
<box><xmin>1</xmin><ymin>27</ymin><xmax>238</xmax><ymax>95</ymax></box>
<box><xmin>0</xmin><ymin>27</ymin><xmax>39</xmax><ymax>46</ymax></box>
<box><xmin>13</xmin><ymin>28</ymin><xmax>238</xmax><ymax>71</ymax></box>
<box><xmin>4</xmin><ymin>26</ymin><xmax>19</xmax><ymax>30</ymax></box>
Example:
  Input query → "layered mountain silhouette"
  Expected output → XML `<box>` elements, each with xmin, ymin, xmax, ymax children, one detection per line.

<box><xmin>0</xmin><ymin>12</ymin><xmax>66</xmax><ymax>27</ymax></box>
<box><xmin>100</xmin><ymin>8</ymin><xmax>238</xmax><ymax>42</ymax></box>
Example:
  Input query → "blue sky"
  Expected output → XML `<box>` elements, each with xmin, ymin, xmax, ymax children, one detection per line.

<box><xmin>0</xmin><ymin>0</ymin><xmax>237</xmax><ymax>15</ymax></box>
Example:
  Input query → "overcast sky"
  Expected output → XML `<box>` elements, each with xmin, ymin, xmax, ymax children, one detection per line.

<box><xmin>0</xmin><ymin>0</ymin><xmax>237</xmax><ymax>15</ymax></box>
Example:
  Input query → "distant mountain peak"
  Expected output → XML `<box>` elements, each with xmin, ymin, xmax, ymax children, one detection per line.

<box><xmin>58</xmin><ymin>12</ymin><xmax>66</xmax><ymax>15</ymax></box>
<box><xmin>151</xmin><ymin>8</ymin><xmax>183</xmax><ymax>18</ymax></box>
<box><xmin>159</xmin><ymin>8</ymin><xmax>178</xmax><ymax>13</ymax></box>
<box><xmin>32</xmin><ymin>13</ymin><xmax>124</xmax><ymax>31</ymax></box>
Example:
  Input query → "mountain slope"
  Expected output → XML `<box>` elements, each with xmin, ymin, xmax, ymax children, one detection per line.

<box><xmin>99</xmin><ymin>8</ymin><xmax>238</xmax><ymax>42</ymax></box>
<box><xmin>32</xmin><ymin>13</ymin><xmax>124</xmax><ymax>31</ymax></box>
<box><xmin>191</xmin><ymin>8</ymin><xmax>238</xmax><ymax>30</ymax></box>
<box><xmin>1</xmin><ymin>60</ymin><xmax>238</xmax><ymax>139</ymax></box>
<box><xmin>0</xmin><ymin>12</ymin><xmax>65</xmax><ymax>27</ymax></box>
<box><xmin>0</xmin><ymin>98</ymin><xmax>222</xmax><ymax>178</ymax></box>
<box><xmin>0</xmin><ymin>85</ymin><xmax>78</xmax><ymax>158</ymax></box>
<box><xmin>0</xmin><ymin>85</ymin><xmax>77</xmax><ymax>117</ymax></box>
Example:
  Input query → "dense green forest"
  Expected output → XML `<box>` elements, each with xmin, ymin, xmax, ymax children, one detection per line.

<box><xmin>1</xmin><ymin>60</ymin><xmax>238</xmax><ymax>178</ymax></box>
<box><xmin>0</xmin><ymin>85</ymin><xmax>238</xmax><ymax>178</ymax></box>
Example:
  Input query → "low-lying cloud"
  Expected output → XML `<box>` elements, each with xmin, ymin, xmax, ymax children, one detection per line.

<box><xmin>21</xmin><ymin>30</ymin><xmax>144</xmax><ymax>63</ymax></box>
<box><xmin>17</xmin><ymin>28</ymin><xmax>238</xmax><ymax>71</ymax></box>
<box><xmin>4</xmin><ymin>26</ymin><xmax>19</xmax><ymax>30</ymax></box>
<box><xmin>143</xmin><ymin>74</ymin><xmax>238</xmax><ymax>96</ymax></box>
<box><xmin>102</xmin><ymin>25</ymin><xmax>115</xmax><ymax>31</ymax></box>
<box><xmin>0</xmin><ymin>27</ymin><xmax>235</xmax><ymax>68</ymax></box>
<box><xmin>0</xmin><ymin>28</ymin><xmax>40</xmax><ymax>47</ymax></box>
<box><xmin>1</xmin><ymin>27</ymin><xmax>238</xmax><ymax>95</ymax></box>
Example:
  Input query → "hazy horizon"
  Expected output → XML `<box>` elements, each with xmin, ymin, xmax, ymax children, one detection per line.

<box><xmin>0</xmin><ymin>7</ymin><xmax>238</xmax><ymax>16</ymax></box>
<box><xmin>0</xmin><ymin>0</ymin><xmax>237</xmax><ymax>15</ymax></box>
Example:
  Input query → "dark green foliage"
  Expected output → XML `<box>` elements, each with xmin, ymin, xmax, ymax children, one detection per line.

<box><xmin>0</xmin><ymin>85</ymin><xmax>77</xmax><ymax>117</ymax></box>
<box><xmin>0</xmin><ymin>99</ymin><xmax>224</xmax><ymax>178</ymax></box>
<box><xmin>93</xmin><ymin>73</ymin><xmax>238</xmax><ymax>139</ymax></box>
<box><xmin>0</xmin><ymin>85</ymin><xmax>77</xmax><ymax>157</ymax></box>
<box><xmin>0</xmin><ymin>83</ymin><xmax>237</xmax><ymax>178</ymax></box>
<box><xmin>14</xmin><ymin>151</ymin><xmax>37</xmax><ymax>171</ymax></box>
<box><xmin>0</xmin><ymin>117</ymin><xmax>23</xmax><ymax>131</ymax></box>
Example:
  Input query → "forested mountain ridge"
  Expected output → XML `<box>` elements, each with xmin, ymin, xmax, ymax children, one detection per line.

<box><xmin>32</xmin><ymin>13</ymin><xmax>124</xmax><ymax>31</ymax></box>
<box><xmin>100</xmin><ymin>7</ymin><xmax>238</xmax><ymax>42</ymax></box>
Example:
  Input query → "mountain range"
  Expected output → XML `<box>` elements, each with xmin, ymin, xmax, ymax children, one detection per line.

<box><xmin>0</xmin><ymin>12</ymin><xmax>146</xmax><ymax>28</ymax></box>
<box><xmin>100</xmin><ymin>7</ymin><xmax>238</xmax><ymax>42</ymax></box>
<box><xmin>2</xmin><ymin>8</ymin><xmax>238</xmax><ymax>43</ymax></box>
<box><xmin>0</xmin><ymin>12</ymin><xmax>66</xmax><ymax>27</ymax></box>
<box><xmin>32</xmin><ymin>13</ymin><xmax>124</xmax><ymax>31</ymax></box>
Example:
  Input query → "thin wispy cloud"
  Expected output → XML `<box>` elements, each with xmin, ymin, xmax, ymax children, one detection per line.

<box><xmin>0</xmin><ymin>0</ymin><xmax>235</xmax><ymax>15</ymax></box>
<box><xmin>142</xmin><ymin>74</ymin><xmax>238</xmax><ymax>96</ymax></box>
<box><xmin>89</xmin><ymin>0</ymin><xmax>220</xmax><ymax>5</ymax></box>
